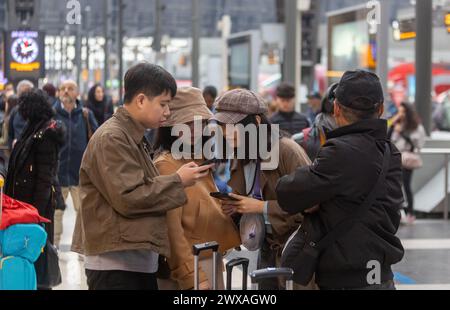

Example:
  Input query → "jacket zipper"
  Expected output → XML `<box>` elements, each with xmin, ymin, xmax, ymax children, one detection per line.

<box><xmin>67</xmin><ymin>111</ymin><xmax>72</xmax><ymax>186</ymax></box>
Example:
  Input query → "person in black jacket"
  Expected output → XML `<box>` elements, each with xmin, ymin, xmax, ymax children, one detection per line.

<box><xmin>5</xmin><ymin>89</ymin><xmax>66</xmax><ymax>290</ymax></box>
<box><xmin>276</xmin><ymin>70</ymin><xmax>405</xmax><ymax>290</ymax></box>
<box><xmin>270</xmin><ymin>83</ymin><xmax>309</xmax><ymax>136</ymax></box>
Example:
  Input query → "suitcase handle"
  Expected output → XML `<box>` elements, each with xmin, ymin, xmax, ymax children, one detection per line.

<box><xmin>226</xmin><ymin>258</ymin><xmax>249</xmax><ymax>290</ymax></box>
<box><xmin>192</xmin><ymin>242</ymin><xmax>219</xmax><ymax>256</ymax></box>
<box><xmin>250</xmin><ymin>268</ymin><xmax>294</xmax><ymax>290</ymax></box>
<box><xmin>193</xmin><ymin>242</ymin><xmax>220</xmax><ymax>290</ymax></box>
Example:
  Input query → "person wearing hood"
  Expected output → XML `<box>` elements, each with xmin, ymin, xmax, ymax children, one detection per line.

<box><xmin>5</xmin><ymin>89</ymin><xmax>66</xmax><ymax>290</ymax></box>
<box><xmin>293</xmin><ymin>84</ymin><xmax>338</xmax><ymax>161</ymax></box>
<box><xmin>154</xmin><ymin>87</ymin><xmax>241</xmax><ymax>290</ymax></box>
<box><xmin>85</xmin><ymin>84</ymin><xmax>114</xmax><ymax>126</ymax></box>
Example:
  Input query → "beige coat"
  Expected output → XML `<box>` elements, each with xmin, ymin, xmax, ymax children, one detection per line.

<box><xmin>155</xmin><ymin>153</ymin><xmax>241</xmax><ymax>290</ymax></box>
<box><xmin>71</xmin><ymin>108</ymin><xmax>187</xmax><ymax>257</ymax></box>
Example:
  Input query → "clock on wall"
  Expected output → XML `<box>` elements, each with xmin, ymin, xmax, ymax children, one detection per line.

<box><xmin>11</xmin><ymin>37</ymin><xmax>39</xmax><ymax>64</ymax></box>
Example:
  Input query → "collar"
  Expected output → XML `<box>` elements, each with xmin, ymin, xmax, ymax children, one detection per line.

<box><xmin>60</xmin><ymin>100</ymin><xmax>80</xmax><ymax>112</ymax></box>
<box><xmin>114</xmin><ymin>107</ymin><xmax>146</xmax><ymax>144</ymax></box>
<box><xmin>326</xmin><ymin>118</ymin><xmax>388</xmax><ymax>141</ymax></box>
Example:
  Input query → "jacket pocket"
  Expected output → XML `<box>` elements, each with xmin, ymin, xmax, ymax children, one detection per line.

<box><xmin>189</xmin><ymin>199</ymin><xmax>210</xmax><ymax>241</ymax></box>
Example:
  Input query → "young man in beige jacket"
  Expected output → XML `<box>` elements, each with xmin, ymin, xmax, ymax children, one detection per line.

<box><xmin>71</xmin><ymin>63</ymin><xmax>213</xmax><ymax>290</ymax></box>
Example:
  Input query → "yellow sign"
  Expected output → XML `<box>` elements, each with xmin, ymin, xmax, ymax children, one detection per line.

<box><xmin>446</xmin><ymin>13</ymin><xmax>450</xmax><ymax>32</ymax></box>
<box><xmin>399</xmin><ymin>32</ymin><xmax>416</xmax><ymax>40</ymax></box>
<box><xmin>10</xmin><ymin>62</ymin><xmax>40</xmax><ymax>72</ymax></box>
<box><xmin>94</xmin><ymin>69</ymin><xmax>102</xmax><ymax>83</ymax></box>
<box><xmin>82</xmin><ymin>69</ymin><xmax>89</xmax><ymax>82</ymax></box>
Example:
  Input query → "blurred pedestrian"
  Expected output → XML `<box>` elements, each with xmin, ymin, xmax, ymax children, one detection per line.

<box><xmin>293</xmin><ymin>84</ymin><xmax>338</xmax><ymax>161</ymax></box>
<box><xmin>85</xmin><ymin>84</ymin><xmax>114</xmax><ymax>126</ymax></box>
<box><xmin>42</xmin><ymin>83</ymin><xmax>58</xmax><ymax>106</ymax></box>
<box><xmin>389</xmin><ymin>102</ymin><xmax>426</xmax><ymax>225</ymax></box>
<box><xmin>270</xmin><ymin>83</ymin><xmax>309</xmax><ymax>136</ymax></box>
<box><xmin>53</xmin><ymin>80</ymin><xmax>98</xmax><ymax>247</ymax></box>
<box><xmin>306</xmin><ymin>92</ymin><xmax>322</xmax><ymax>125</ymax></box>
<box><xmin>8</xmin><ymin>80</ymin><xmax>34</xmax><ymax>148</ymax></box>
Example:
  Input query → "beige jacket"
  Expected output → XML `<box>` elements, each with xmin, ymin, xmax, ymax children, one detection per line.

<box><xmin>155</xmin><ymin>153</ymin><xmax>241</xmax><ymax>289</ymax></box>
<box><xmin>71</xmin><ymin>108</ymin><xmax>187</xmax><ymax>257</ymax></box>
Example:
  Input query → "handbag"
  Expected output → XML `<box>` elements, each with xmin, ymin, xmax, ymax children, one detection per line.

<box><xmin>401</xmin><ymin>152</ymin><xmax>423</xmax><ymax>170</ymax></box>
<box><xmin>34</xmin><ymin>238</ymin><xmax>62</xmax><ymax>289</ymax></box>
<box><xmin>240</xmin><ymin>161</ymin><xmax>266</xmax><ymax>252</ymax></box>
<box><xmin>281</xmin><ymin>142</ymin><xmax>392</xmax><ymax>286</ymax></box>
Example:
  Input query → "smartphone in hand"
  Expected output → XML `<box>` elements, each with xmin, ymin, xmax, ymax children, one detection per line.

<box><xmin>210</xmin><ymin>192</ymin><xmax>239</xmax><ymax>201</ymax></box>
<box><xmin>200</xmin><ymin>159</ymin><xmax>228</xmax><ymax>167</ymax></box>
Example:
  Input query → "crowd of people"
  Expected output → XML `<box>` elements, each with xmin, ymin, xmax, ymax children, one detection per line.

<box><xmin>0</xmin><ymin>62</ymin><xmax>430</xmax><ymax>291</ymax></box>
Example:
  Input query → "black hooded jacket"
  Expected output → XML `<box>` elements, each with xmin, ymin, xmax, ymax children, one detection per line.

<box><xmin>5</xmin><ymin>119</ymin><xmax>66</xmax><ymax>243</ymax></box>
<box><xmin>276</xmin><ymin>119</ymin><xmax>405</xmax><ymax>289</ymax></box>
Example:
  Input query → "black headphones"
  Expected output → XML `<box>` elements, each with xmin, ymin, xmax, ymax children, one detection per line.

<box><xmin>321</xmin><ymin>83</ymin><xmax>339</xmax><ymax>115</ymax></box>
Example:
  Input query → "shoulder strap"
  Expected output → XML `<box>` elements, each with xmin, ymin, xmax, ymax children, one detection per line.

<box><xmin>317</xmin><ymin>142</ymin><xmax>391</xmax><ymax>251</ymax></box>
<box><xmin>400</xmin><ymin>132</ymin><xmax>416</xmax><ymax>152</ymax></box>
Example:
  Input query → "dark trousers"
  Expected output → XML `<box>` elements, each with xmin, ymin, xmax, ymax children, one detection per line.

<box><xmin>402</xmin><ymin>169</ymin><xmax>414</xmax><ymax>215</ymax></box>
<box><xmin>86</xmin><ymin>270</ymin><xmax>158</xmax><ymax>290</ymax></box>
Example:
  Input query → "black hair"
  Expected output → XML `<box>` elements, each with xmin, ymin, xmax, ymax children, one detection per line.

<box><xmin>203</xmin><ymin>86</ymin><xmax>218</xmax><ymax>99</ymax></box>
<box><xmin>19</xmin><ymin>89</ymin><xmax>55</xmax><ymax>122</ymax></box>
<box><xmin>123</xmin><ymin>62</ymin><xmax>177</xmax><ymax>104</ymax></box>
<box><xmin>400</xmin><ymin>102</ymin><xmax>420</xmax><ymax>133</ymax></box>
<box><xmin>154</xmin><ymin>121</ymin><xmax>211</xmax><ymax>155</ymax></box>
<box><xmin>155</xmin><ymin>127</ymin><xmax>179</xmax><ymax>152</ymax></box>
<box><xmin>276</xmin><ymin>82</ymin><xmax>295</xmax><ymax>99</ymax></box>
<box><xmin>88</xmin><ymin>83</ymin><xmax>104</xmax><ymax>104</ymax></box>
<box><xmin>42</xmin><ymin>83</ymin><xmax>57</xmax><ymax>98</ymax></box>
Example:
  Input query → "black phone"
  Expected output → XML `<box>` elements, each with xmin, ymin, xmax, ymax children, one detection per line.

<box><xmin>210</xmin><ymin>192</ymin><xmax>239</xmax><ymax>201</ymax></box>
<box><xmin>200</xmin><ymin>159</ymin><xmax>228</xmax><ymax>166</ymax></box>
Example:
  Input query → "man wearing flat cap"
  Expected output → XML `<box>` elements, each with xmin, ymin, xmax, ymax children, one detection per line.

<box><xmin>276</xmin><ymin>70</ymin><xmax>405</xmax><ymax>290</ymax></box>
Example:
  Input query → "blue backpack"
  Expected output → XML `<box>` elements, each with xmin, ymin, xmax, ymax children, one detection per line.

<box><xmin>0</xmin><ymin>224</ymin><xmax>47</xmax><ymax>263</ymax></box>
<box><xmin>0</xmin><ymin>256</ymin><xmax>37</xmax><ymax>290</ymax></box>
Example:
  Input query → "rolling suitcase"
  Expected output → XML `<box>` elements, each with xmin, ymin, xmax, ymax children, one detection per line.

<box><xmin>226</xmin><ymin>258</ymin><xmax>249</xmax><ymax>290</ymax></box>
<box><xmin>250</xmin><ymin>268</ymin><xmax>294</xmax><ymax>290</ymax></box>
<box><xmin>193</xmin><ymin>241</ymin><xmax>219</xmax><ymax>290</ymax></box>
<box><xmin>0</xmin><ymin>256</ymin><xmax>37</xmax><ymax>290</ymax></box>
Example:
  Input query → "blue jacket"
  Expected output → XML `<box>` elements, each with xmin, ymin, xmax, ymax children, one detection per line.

<box><xmin>54</xmin><ymin>100</ymin><xmax>98</xmax><ymax>187</ymax></box>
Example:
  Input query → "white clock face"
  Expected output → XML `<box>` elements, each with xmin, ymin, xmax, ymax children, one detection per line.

<box><xmin>11</xmin><ymin>37</ymin><xmax>39</xmax><ymax>64</ymax></box>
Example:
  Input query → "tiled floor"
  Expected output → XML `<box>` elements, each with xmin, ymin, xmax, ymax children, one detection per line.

<box><xmin>55</xmin><ymin>195</ymin><xmax>450</xmax><ymax>290</ymax></box>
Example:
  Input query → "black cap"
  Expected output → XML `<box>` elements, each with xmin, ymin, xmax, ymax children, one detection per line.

<box><xmin>307</xmin><ymin>92</ymin><xmax>322</xmax><ymax>100</ymax></box>
<box><xmin>334</xmin><ymin>70</ymin><xmax>384</xmax><ymax>111</ymax></box>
